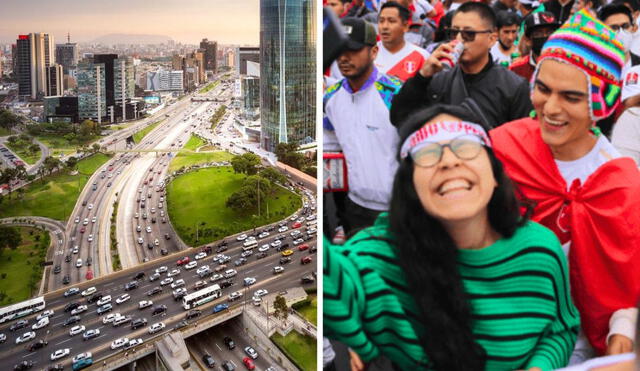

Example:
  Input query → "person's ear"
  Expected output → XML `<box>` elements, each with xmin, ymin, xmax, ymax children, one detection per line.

<box><xmin>371</xmin><ymin>45</ymin><xmax>379</xmax><ymax>59</ymax></box>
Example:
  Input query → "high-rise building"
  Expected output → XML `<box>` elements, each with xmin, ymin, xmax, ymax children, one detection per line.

<box><xmin>55</xmin><ymin>38</ymin><xmax>78</xmax><ymax>74</ymax></box>
<box><xmin>15</xmin><ymin>35</ymin><xmax>33</xmax><ymax>97</ymax></box>
<box><xmin>46</xmin><ymin>64</ymin><xmax>63</xmax><ymax>96</ymax></box>
<box><xmin>146</xmin><ymin>70</ymin><xmax>183</xmax><ymax>91</ymax></box>
<box><xmin>199</xmin><ymin>39</ymin><xmax>217</xmax><ymax>72</ymax></box>
<box><xmin>91</xmin><ymin>54</ymin><xmax>135</xmax><ymax>122</ymax></box>
<box><xmin>241</xmin><ymin>76</ymin><xmax>260</xmax><ymax>119</ymax></box>
<box><xmin>77</xmin><ymin>60</ymin><xmax>106</xmax><ymax>123</ymax></box>
<box><xmin>15</xmin><ymin>33</ymin><xmax>61</xmax><ymax>99</ymax></box>
<box><xmin>260</xmin><ymin>0</ymin><xmax>316</xmax><ymax>152</ymax></box>
<box><xmin>236</xmin><ymin>47</ymin><xmax>260</xmax><ymax>76</ymax></box>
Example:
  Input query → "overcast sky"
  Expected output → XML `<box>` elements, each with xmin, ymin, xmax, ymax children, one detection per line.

<box><xmin>0</xmin><ymin>0</ymin><xmax>259</xmax><ymax>45</ymax></box>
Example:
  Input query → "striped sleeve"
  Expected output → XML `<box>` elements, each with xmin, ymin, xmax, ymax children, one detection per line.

<box><xmin>323</xmin><ymin>235</ymin><xmax>381</xmax><ymax>361</ymax></box>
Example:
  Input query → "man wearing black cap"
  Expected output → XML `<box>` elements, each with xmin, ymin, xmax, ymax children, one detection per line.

<box><xmin>510</xmin><ymin>11</ymin><xmax>560</xmax><ymax>81</ymax></box>
<box><xmin>598</xmin><ymin>3</ymin><xmax>640</xmax><ymax>70</ymax></box>
<box><xmin>324</xmin><ymin>17</ymin><xmax>403</xmax><ymax>233</ymax></box>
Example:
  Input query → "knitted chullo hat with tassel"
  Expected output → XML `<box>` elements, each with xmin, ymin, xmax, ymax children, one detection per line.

<box><xmin>534</xmin><ymin>9</ymin><xmax>625</xmax><ymax>121</ymax></box>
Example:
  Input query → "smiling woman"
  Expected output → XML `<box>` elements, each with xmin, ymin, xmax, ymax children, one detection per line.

<box><xmin>323</xmin><ymin>104</ymin><xmax>580</xmax><ymax>371</ymax></box>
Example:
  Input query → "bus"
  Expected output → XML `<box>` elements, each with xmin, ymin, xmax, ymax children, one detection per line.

<box><xmin>182</xmin><ymin>284</ymin><xmax>222</xmax><ymax>310</ymax></box>
<box><xmin>0</xmin><ymin>296</ymin><xmax>45</xmax><ymax>324</ymax></box>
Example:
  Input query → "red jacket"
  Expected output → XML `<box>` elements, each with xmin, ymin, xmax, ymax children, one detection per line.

<box><xmin>491</xmin><ymin>118</ymin><xmax>640</xmax><ymax>354</ymax></box>
<box><xmin>509</xmin><ymin>54</ymin><xmax>536</xmax><ymax>83</ymax></box>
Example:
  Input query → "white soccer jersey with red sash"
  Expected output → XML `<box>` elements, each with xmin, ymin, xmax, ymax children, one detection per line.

<box><xmin>374</xmin><ymin>41</ymin><xmax>430</xmax><ymax>82</ymax></box>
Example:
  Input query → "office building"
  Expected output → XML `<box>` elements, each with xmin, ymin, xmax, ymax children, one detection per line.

<box><xmin>260</xmin><ymin>0</ymin><xmax>316</xmax><ymax>152</ymax></box>
<box><xmin>46</xmin><ymin>64</ymin><xmax>63</xmax><ymax>96</ymax></box>
<box><xmin>146</xmin><ymin>70</ymin><xmax>183</xmax><ymax>91</ymax></box>
<box><xmin>241</xmin><ymin>76</ymin><xmax>260</xmax><ymax>119</ymax></box>
<box><xmin>15</xmin><ymin>35</ymin><xmax>33</xmax><ymax>97</ymax></box>
<box><xmin>44</xmin><ymin>96</ymin><xmax>78</xmax><ymax>122</ymax></box>
<box><xmin>200</xmin><ymin>39</ymin><xmax>217</xmax><ymax>72</ymax></box>
<box><xmin>15</xmin><ymin>33</ymin><xmax>62</xmax><ymax>99</ymax></box>
<box><xmin>55</xmin><ymin>40</ymin><xmax>78</xmax><ymax>74</ymax></box>
<box><xmin>236</xmin><ymin>47</ymin><xmax>260</xmax><ymax>76</ymax></box>
<box><xmin>77</xmin><ymin>59</ymin><xmax>106</xmax><ymax>123</ymax></box>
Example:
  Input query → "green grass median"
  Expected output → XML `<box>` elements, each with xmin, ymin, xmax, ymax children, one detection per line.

<box><xmin>0</xmin><ymin>153</ymin><xmax>111</xmax><ymax>221</ymax></box>
<box><xmin>198</xmin><ymin>80</ymin><xmax>220</xmax><ymax>94</ymax></box>
<box><xmin>166</xmin><ymin>166</ymin><xmax>302</xmax><ymax>246</ymax></box>
<box><xmin>133</xmin><ymin>120</ymin><xmax>163</xmax><ymax>144</ymax></box>
<box><xmin>271</xmin><ymin>331</ymin><xmax>317</xmax><ymax>371</ymax></box>
<box><xmin>183</xmin><ymin>135</ymin><xmax>206</xmax><ymax>151</ymax></box>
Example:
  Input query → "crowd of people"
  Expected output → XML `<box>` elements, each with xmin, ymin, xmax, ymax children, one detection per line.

<box><xmin>322</xmin><ymin>0</ymin><xmax>640</xmax><ymax>370</ymax></box>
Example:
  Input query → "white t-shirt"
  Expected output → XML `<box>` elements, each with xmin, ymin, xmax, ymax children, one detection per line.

<box><xmin>490</xmin><ymin>43</ymin><xmax>514</xmax><ymax>66</ymax></box>
<box><xmin>374</xmin><ymin>41</ymin><xmax>430</xmax><ymax>81</ymax></box>
<box><xmin>554</xmin><ymin>134</ymin><xmax>621</xmax><ymax>188</ymax></box>
<box><xmin>611</xmin><ymin>107</ymin><xmax>640</xmax><ymax>166</ymax></box>
<box><xmin>630</xmin><ymin>27</ymin><xmax>640</xmax><ymax>56</ymax></box>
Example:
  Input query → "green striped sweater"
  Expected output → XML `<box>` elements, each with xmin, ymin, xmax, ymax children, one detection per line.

<box><xmin>324</xmin><ymin>214</ymin><xmax>580</xmax><ymax>370</ymax></box>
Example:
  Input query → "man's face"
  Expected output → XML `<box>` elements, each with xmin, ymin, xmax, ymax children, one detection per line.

<box><xmin>336</xmin><ymin>46</ymin><xmax>378</xmax><ymax>79</ymax></box>
<box><xmin>498</xmin><ymin>24</ymin><xmax>518</xmax><ymax>49</ymax></box>
<box><xmin>451</xmin><ymin>11</ymin><xmax>496</xmax><ymax>66</ymax></box>
<box><xmin>532</xmin><ymin>59</ymin><xmax>594</xmax><ymax>160</ymax></box>
<box><xmin>378</xmin><ymin>7</ymin><xmax>408</xmax><ymax>46</ymax></box>
<box><xmin>327</xmin><ymin>0</ymin><xmax>346</xmax><ymax>16</ymax></box>
<box><xmin>603</xmin><ymin>13</ymin><xmax>637</xmax><ymax>34</ymax></box>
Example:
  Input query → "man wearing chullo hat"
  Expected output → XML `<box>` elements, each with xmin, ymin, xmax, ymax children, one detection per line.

<box><xmin>490</xmin><ymin>9</ymin><xmax>640</xmax><ymax>363</ymax></box>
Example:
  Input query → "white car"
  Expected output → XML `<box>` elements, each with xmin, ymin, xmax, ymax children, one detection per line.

<box><xmin>150</xmin><ymin>207</ymin><xmax>156</xmax><ymax>214</ymax></box>
<box><xmin>148</xmin><ymin>322</ymin><xmax>165</xmax><ymax>334</ymax></box>
<box><xmin>16</xmin><ymin>331</ymin><xmax>35</xmax><ymax>344</ymax></box>
<box><xmin>258</xmin><ymin>232</ymin><xmax>270</xmax><ymax>239</ymax></box>
<box><xmin>167</xmin><ymin>269</ymin><xmax>180</xmax><ymax>277</ymax></box>
<box><xmin>31</xmin><ymin>316</ymin><xmax>49</xmax><ymax>330</ymax></box>
<box><xmin>236</xmin><ymin>234</ymin><xmax>248</xmax><ymax>241</ymax></box>
<box><xmin>110</xmin><ymin>337</ymin><xmax>129</xmax><ymax>350</ymax></box>
<box><xmin>36</xmin><ymin>310</ymin><xmax>54</xmax><ymax>321</ymax></box>
<box><xmin>228</xmin><ymin>291</ymin><xmax>243</xmax><ymax>301</ymax></box>
<box><xmin>254</xmin><ymin>289</ymin><xmax>269</xmax><ymax>298</ymax></box>
<box><xmin>81</xmin><ymin>287</ymin><xmax>96</xmax><ymax>296</ymax></box>
<box><xmin>83</xmin><ymin>218</ymin><xmax>89</xmax><ymax>225</ymax></box>
<box><xmin>134</xmin><ymin>213</ymin><xmax>139</xmax><ymax>219</ymax></box>
<box><xmin>116</xmin><ymin>294</ymin><xmax>131</xmax><ymax>304</ymax></box>
<box><xmin>307</xmin><ymin>227</ymin><xmax>317</xmax><ymax>235</ymax></box>
<box><xmin>258</xmin><ymin>245</ymin><xmax>270</xmax><ymax>252</ymax></box>
<box><xmin>244</xmin><ymin>346</ymin><xmax>259</xmax><ymax>359</ymax></box>
<box><xmin>72</xmin><ymin>246</ymin><xmax>79</xmax><ymax>254</ymax></box>
<box><xmin>293</xmin><ymin>238</ymin><xmax>304</xmax><ymax>245</ymax></box>
<box><xmin>273</xmin><ymin>266</ymin><xmax>284</xmax><ymax>274</ymax></box>
<box><xmin>137</xmin><ymin>237</ymin><xmax>144</xmax><ymax>244</ymax></box>
<box><xmin>160</xmin><ymin>277</ymin><xmax>173</xmax><ymax>286</ymax></box>
<box><xmin>155</xmin><ymin>266</ymin><xmax>168</xmax><ymax>274</ymax></box>
<box><xmin>75</xmin><ymin>258</ymin><xmax>83</xmax><ymax>268</ymax></box>
<box><xmin>136</xmin><ymin>225</ymin><xmax>142</xmax><ymax>232</ymax></box>
<box><xmin>146</xmin><ymin>226</ymin><xmax>152</xmax><ymax>233</ymax></box>
<box><xmin>149</xmin><ymin>272</ymin><xmax>161</xmax><ymax>281</ymax></box>
<box><xmin>102</xmin><ymin>313</ymin><xmax>121</xmax><ymax>324</ymax></box>
<box><xmin>170</xmin><ymin>279</ymin><xmax>185</xmax><ymax>289</ymax></box>
<box><xmin>194</xmin><ymin>252</ymin><xmax>207</xmax><ymax>260</ymax></box>
<box><xmin>69</xmin><ymin>324</ymin><xmax>86</xmax><ymax>336</ymax></box>
<box><xmin>91</xmin><ymin>217</ymin><xmax>97</xmax><ymax>223</ymax></box>
<box><xmin>278</xmin><ymin>226</ymin><xmax>288</xmax><ymax>233</ymax></box>
<box><xmin>270</xmin><ymin>240</ymin><xmax>282</xmax><ymax>248</ymax></box>
<box><xmin>138</xmin><ymin>300</ymin><xmax>153</xmax><ymax>309</ymax></box>
<box><xmin>87</xmin><ymin>203</ymin><xmax>93</xmax><ymax>210</ymax></box>
<box><xmin>50</xmin><ymin>348</ymin><xmax>70</xmax><ymax>361</ymax></box>
<box><xmin>154</xmin><ymin>238</ymin><xmax>160</xmax><ymax>246</ymax></box>
<box><xmin>211</xmin><ymin>273</ymin><xmax>224</xmax><ymax>282</ymax></box>
<box><xmin>87</xmin><ymin>234</ymin><xmax>93</xmax><ymax>242</ymax></box>
<box><xmin>72</xmin><ymin>352</ymin><xmax>92</xmax><ymax>363</ymax></box>
<box><xmin>290</xmin><ymin>230</ymin><xmax>301</xmax><ymax>238</ymax></box>
<box><xmin>75</xmin><ymin>217</ymin><xmax>80</xmax><ymax>223</ymax></box>
<box><xmin>184</xmin><ymin>261</ymin><xmax>197</xmax><ymax>270</ymax></box>
<box><xmin>96</xmin><ymin>295</ymin><xmax>112</xmax><ymax>306</ymax></box>
<box><xmin>125</xmin><ymin>338</ymin><xmax>143</xmax><ymax>349</ymax></box>
<box><xmin>71</xmin><ymin>305</ymin><xmax>88</xmax><ymax>315</ymax></box>
<box><xmin>244</xmin><ymin>277</ymin><xmax>257</xmax><ymax>286</ymax></box>
<box><xmin>196</xmin><ymin>265</ymin><xmax>210</xmax><ymax>275</ymax></box>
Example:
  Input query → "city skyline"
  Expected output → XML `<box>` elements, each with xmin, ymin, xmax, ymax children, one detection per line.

<box><xmin>0</xmin><ymin>0</ymin><xmax>259</xmax><ymax>45</ymax></box>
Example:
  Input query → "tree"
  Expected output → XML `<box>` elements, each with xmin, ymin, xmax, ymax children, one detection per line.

<box><xmin>273</xmin><ymin>295</ymin><xmax>289</xmax><ymax>322</ymax></box>
<box><xmin>226</xmin><ymin>187</ymin><xmax>259</xmax><ymax>211</ymax></box>
<box><xmin>92</xmin><ymin>143</ymin><xmax>101</xmax><ymax>153</ymax></box>
<box><xmin>230</xmin><ymin>153</ymin><xmax>261</xmax><ymax>175</ymax></box>
<box><xmin>43</xmin><ymin>156</ymin><xmax>62</xmax><ymax>176</ymax></box>
<box><xmin>260</xmin><ymin>167</ymin><xmax>286</xmax><ymax>186</ymax></box>
<box><xmin>275</xmin><ymin>142</ymin><xmax>305</xmax><ymax>169</ymax></box>
<box><xmin>6</xmin><ymin>136</ymin><xmax>18</xmax><ymax>144</ymax></box>
<box><xmin>0</xmin><ymin>227</ymin><xmax>22</xmax><ymax>251</ymax></box>
<box><xmin>19</xmin><ymin>133</ymin><xmax>31</xmax><ymax>143</ymax></box>
<box><xmin>0</xmin><ymin>109</ymin><xmax>22</xmax><ymax>131</ymax></box>
<box><xmin>243</xmin><ymin>175</ymin><xmax>272</xmax><ymax>196</ymax></box>
<box><xmin>65</xmin><ymin>156</ymin><xmax>78</xmax><ymax>171</ymax></box>
<box><xmin>28</xmin><ymin>143</ymin><xmax>40</xmax><ymax>154</ymax></box>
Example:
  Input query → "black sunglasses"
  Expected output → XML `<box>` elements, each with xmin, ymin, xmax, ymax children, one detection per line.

<box><xmin>446</xmin><ymin>28</ymin><xmax>492</xmax><ymax>42</ymax></box>
<box><xmin>609</xmin><ymin>23</ymin><xmax>632</xmax><ymax>32</ymax></box>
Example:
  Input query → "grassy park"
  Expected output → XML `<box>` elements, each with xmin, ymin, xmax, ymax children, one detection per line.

<box><xmin>295</xmin><ymin>294</ymin><xmax>317</xmax><ymax>326</ymax></box>
<box><xmin>36</xmin><ymin>134</ymin><xmax>101</xmax><ymax>157</ymax></box>
<box><xmin>183</xmin><ymin>135</ymin><xmax>206</xmax><ymax>151</ymax></box>
<box><xmin>4</xmin><ymin>138</ymin><xmax>41</xmax><ymax>165</ymax></box>
<box><xmin>166</xmin><ymin>166</ymin><xmax>302</xmax><ymax>245</ymax></box>
<box><xmin>168</xmin><ymin>150</ymin><xmax>234</xmax><ymax>172</ymax></box>
<box><xmin>133</xmin><ymin>120</ymin><xmax>162</xmax><ymax>144</ymax></box>
<box><xmin>271</xmin><ymin>331</ymin><xmax>317</xmax><ymax>371</ymax></box>
<box><xmin>0</xmin><ymin>153</ymin><xmax>111</xmax><ymax>221</ymax></box>
<box><xmin>0</xmin><ymin>227</ymin><xmax>49</xmax><ymax>305</ymax></box>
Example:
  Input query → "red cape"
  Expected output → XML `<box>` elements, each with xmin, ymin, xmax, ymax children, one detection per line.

<box><xmin>491</xmin><ymin>118</ymin><xmax>640</xmax><ymax>354</ymax></box>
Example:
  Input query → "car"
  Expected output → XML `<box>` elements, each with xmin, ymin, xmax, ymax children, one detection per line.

<box><xmin>74</xmin><ymin>217</ymin><xmax>80</xmax><ymax>223</ymax></box>
<box><xmin>301</xmin><ymin>256</ymin><xmax>313</xmax><ymax>265</ymax></box>
<box><xmin>27</xmin><ymin>339</ymin><xmax>48</xmax><ymax>351</ymax></box>
<box><xmin>254</xmin><ymin>289</ymin><xmax>268</xmax><ymax>298</ymax></box>
<box><xmin>152</xmin><ymin>305</ymin><xmax>167</xmax><ymax>315</ymax></box>
<box><xmin>228</xmin><ymin>291</ymin><xmax>243</xmax><ymax>301</ymax></box>
<box><xmin>301</xmin><ymin>275</ymin><xmax>315</xmax><ymax>284</ymax></box>
<box><xmin>83</xmin><ymin>218</ymin><xmax>88</xmax><ymax>225</ymax></box>
<box><xmin>167</xmin><ymin>268</ymin><xmax>181</xmax><ymax>277</ymax></box>
<box><xmin>177</xmin><ymin>256</ymin><xmax>190</xmax><ymax>266</ymax></box>
<box><xmin>72</xmin><ymin>352</ymin><xmax>92</xmax><ymax>363</ymax></box>
<box><xmin>258</xmin><ymin>244</ymin><xmax>270</xmax><ymax>252</ymax></box>
<box><xmin>64</xmin><ymin>288</ymin><xmax>80</xmax><ymax>297</ymax></box>
<box><xmin>139</xmin><ymin>299</ymin><xmax>154</xmax><ymax>309</ymax></box>
<box><xmin>244</xmin><ymin>346</ymin><xmax>259</xmax><ymax>359</ymax></box>
<box><xmin>281</xmin><ymin>249</ymin><xmax>293</xmax><ymax>257</ymax></box>
<box><xmin>87</xmin><ymin>234</ymin><xmax>93</xmax><ymax>242</ymax></box>
<box><xmin>278</xmin><ymin>226</ymin><xmax>288</xmax><ymax>233</ymax></box>
<box><xmin>222</xmin><ymin>361</ymin><xmax>236</xmax><ymax>371</ymax></box>
<box><xmin>161</xmin><ymin>248</ymin><xmax>169</xmax><ymax>255</ymax></box>
<box><xmin>243</xmin><ymin>357</ymin><xmax>256</xmax><ymax>370</ymax></box>
<box><xmin>102</xmin><ymin>313</ymin><xmax>120</xmax><ymax>324</ymax></box>
<box><xmin>97</xmin><ymin>304</ymin><xmax>112</xmax><ymax>314</ymax></box>
<box><xmin>146</xmin><ymin>226</ymin><xmax>152</xmax><ymax>233</ymax></box>
<box><xmin>216</xmin><ymin>245</ymin><xmax>228</xmax><ymax>253</ymax></box>
<box><xmin>112</xmin><ymin>315</ymin><xmax>132</xmax><ymax>327</ymax></box>
<box><xmin>124</xmin><ymin>338</ymin><xmax>143</xmax><ymax>349</ymax></box>
<box><xmin>292</xmin><ymin>238</ymin><xmax>304</xmax><ymax>246</ymax></box>
<box><xmin>75</xmin><ymin>258</ymin><xmax>83</xmax><ymax>268</ymax></box>
<box><xmin>125</xmin><ymin>281</ymin><xmax>138</xmax><ymax>290</ymax></box>
<box><xmin>148</xmin><ymin>322</ymin><xmax>165</xmax><ymax>334</ymax></box>
<box><xmin>87</xmin><ymin>293</ymin><xmax>103</xmax><ymax>304</ymax></box>
<box><xmin>70</xmin><ymin>305</ymin><xmax>87</xmax><ymax>316</ymax></box>
<box><xmin>131</xmin><ymin>318</ymin><xmax>148</xmax><ymax>330</ymax></box>
<box><xmin>155</xmin><ymin>266</ymin><xmax>168</xmax><ymax>274</ymax></box>
<box><xmin>223</xmin><ymin>336</ymin><xmax>236</xmax><ymax>350</ymax></box>
<box><xmin>86</xmin><ymin>256</ymin><xmax>93</xmax><ymax>266</ymax></box>
<box><xmin>213</xmin><ymin>303</ymin><xmax>229</xmax><ymax>313</ymax></box>
<box><xmin>50</xmin><ymin>348</ymin><xmax>70</xmax><ymax>361</ymax></box>
<box><xmin>185</xmin><ymin>309</ymin><xmax>201</xmax><ymax>320</ymax></box>
<box><xmin>256</xmin><ymin>252</ymin><xmax>268</xmax><ymax>260</ymax></box>
<box><xmin>10</xmin><ymin>320</ymin><xmax>28</xmax><ymax>332</ymax></box>
<box><xmin>97</xmin><ymin>295</ymin><xmax>112</xmax><ymax>306</ymax></box>
<box><xmin>218</xmin><ymin>255</ymin><xmax>231</xmax><ymax>264</ymax></box>
<box><xmin>164</xmin><ymin>233</ymin><xmax>171</xmax><ymax>240</ymax></box>
<box><xmin>82</xmin><ymin>286</ymin><xmax>96</xmax><ymax>297</ymax></box>
<box><xmin>37</xmin><ymin>310</ymin><xmax>54</xmax><ymax>321</ymax></box>
<box><xmin>202</xmin><ymin>353</ymin><xmax>216</xmax><ymax>368</ymax></box>
<box><xmin>110</xmin><ymin>337</ymin><xmax>129</xmax><ymax>350</ymax></box>
<box><xmin>136</xmin><ymin>225</ymin><xmax>142</xmax><ymax>232</ymax></box>
<box><xmin>270</xmin><ymin>240</ymin><xmax>282</xmax><ymax>248</ymax></box>
<box><xmin>65</xmin><ymin>255</ymin><xmax>71</xmax><ymax>262</ymax></box>
<box><xmin>160</xmin><ymin>277</ymin><xmax>173</xmax><ymax>286</ymax></box>
<box><xmin>273</xmin><ymin>266</ymin><xmax>284</xmax><ymax>274</ymax></box>
<box><xmin>16</xmin><ymin>331</ymin><xmax>35</xmax><ymax>344</ymax></box>
<box><xmin>71</xmin><ymin>245</ymin><xmax>79</xmax><ymax>254</ymax></box>
<box><xmin>149</xmin><ymin>272</ymin><xmax>161</xmax><ymax>282</ymax></box>
<box><xmin>243</xmin><ymin>277</ymin><xmax>257</xmax><ymax>286</ymax></box>
<box><xmin>236</xmin><ymin>234</ymin><xmax>248</xmax><ymax>241</ymax></box>
<box><xmin>184</xmin><ymin>261</ymin><xmax>197</xmax><ymax>270</ymax></box>
<box><xmin>83</xmin><ymin>328</ymin><xmax>100</xmax><ymax>340</ymax></box>
<box><xmin>195</xmin><ymin>252</ymin><xmax>207</xmax><ymax>260</ymax></box>
<box><xmin>290</xmin><ymin>230</ymin><xmax>301</xmax><ymax>238</ymax></box>
<box><xmin>193</xmin><ymin>281</ymin><xmax>208</xmax><ymax>291</ymax></box>
<box><xmin>137</xmin><ymin>237</ymin><xmax>144</xmax><ymax>244</ymax></box>
<box><xmin>258</xmin><ymin>232</ymin><xmax>269</xmax><ymax>239</ymax></box>
<box><xmin>170</xmin><ymin>279</ymin><xmax>185</xmax><ymax>289</ymax></box>
<box><xmin>134</xmin><ymin>213</ymin><xmax>139</xmax><ymax>219</ymax></box>
<box><xmin>116</xmin><ymin>294</ymin><xmax>131</xmax><ymax>304</ymax></box>
<box><xmin>235</xmin><ymin>258</ymin><xmax>248</xmax><ymax>267</ymax></box>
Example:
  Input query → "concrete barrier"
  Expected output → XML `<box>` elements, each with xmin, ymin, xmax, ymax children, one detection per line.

<box><xmin>242</xmin><ymin>307</ymin><xmax>299</xmax><ymax>371</ymax></box>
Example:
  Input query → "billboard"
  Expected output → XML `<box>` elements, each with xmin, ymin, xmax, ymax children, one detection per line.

<box><xmin>144</xmin><ymin>96</ymin><xmax>161</xmax><ymax>104</ymax></box>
